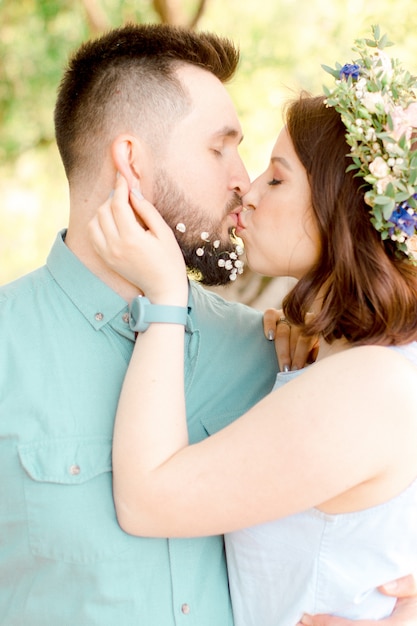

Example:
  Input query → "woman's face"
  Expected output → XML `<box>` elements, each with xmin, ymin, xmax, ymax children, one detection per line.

<box><xmin>236</xmin><ymin>127</ymin><xmax>321</xmax><ymax>279</ymax></box>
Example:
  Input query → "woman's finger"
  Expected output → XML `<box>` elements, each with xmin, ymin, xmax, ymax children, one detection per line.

<box><xmin>109</xmin><ymin>176</ymin><xmax>146</xmax><ymax>238</ymax></box>
<box><xmin>263</xmin><ymin>308</ymin><xmax>283</xmax><ymax>341</ymax></box>
<box><xmin>274</xmin><ymin>314</ymin><xmax>292</xmax><ymax>373</ymax></box>
<box><xmin>129</xmin><ymin>187</ymin><xmax>178</xmax><ymax>245</ymax></box>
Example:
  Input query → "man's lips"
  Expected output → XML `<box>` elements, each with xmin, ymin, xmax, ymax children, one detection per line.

<box><xmin>228</xmin><ymin>212</ymin><xmax>239</xmax><ymax>227</ymax></box>
<box><xmin>229</xmin><ymin>206</ymin><xmax>245</xmax><ymax>230</ymax></box>
<box><xmin>233</xmin><ymin>207</ymin><xmax>249</xmax><ymax>233</ymax></box>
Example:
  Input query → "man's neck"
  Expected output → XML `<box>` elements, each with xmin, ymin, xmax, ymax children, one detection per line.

<box><xmin>65</xmin><ymin>226</ymin><xmax>143</xmax><ymax>303</ymax></box>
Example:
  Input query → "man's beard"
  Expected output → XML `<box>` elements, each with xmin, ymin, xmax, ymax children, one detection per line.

<box><xmin>153</xmin><ymin>171</ymin><xmax>245</xmax><ymax>286</ymax></box>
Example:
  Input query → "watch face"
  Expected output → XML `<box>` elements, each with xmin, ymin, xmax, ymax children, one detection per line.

<box><xmin>129</xmin><ymin>296</ymin><xmax>151</xmax><ymax>333</ymax></box>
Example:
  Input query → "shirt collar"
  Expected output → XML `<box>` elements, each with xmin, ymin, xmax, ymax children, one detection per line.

<box><xmin>47</xmin><ymin>230</ymin><xmax>194</xmax><ymax>333</ymax></box>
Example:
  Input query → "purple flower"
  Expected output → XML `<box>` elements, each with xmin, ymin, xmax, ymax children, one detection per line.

<box><xmin>388</xmin><ymin>198</ymin><xmax>417</xmax><ymax>237</ymax></box>
<box><xmin>339</xmin><ymin>63</ymin><xmax>361</xmax><ymax>81</ymax></box>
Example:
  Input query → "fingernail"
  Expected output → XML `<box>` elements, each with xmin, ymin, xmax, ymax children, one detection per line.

<box><xmin>301</xmin><ymin>614</ymin><xmax>313</xmax><ymax>626</ymax></box>
<box><xmin>131</xmin><ymin>188</ymin><xmax>144</xmax><ymax>200</ymax></box>
<box><xmin>282</xmin><ymin>364</ymin><xmax>290</xmax><ymax>373</ymax></box>
<box><xmin>267</xmin><ymin>330</ymin><xmax>275</xmax><ymax>341</ymax></box>
<box><xmin>291</xmin><ymin>365</ymin><xmax>299</xmax><ymax>371</ymax></box>
<box><xmin>381</xmin><ymin>580</ymin><xmax>398</xmax><ymax>592</ymax></box>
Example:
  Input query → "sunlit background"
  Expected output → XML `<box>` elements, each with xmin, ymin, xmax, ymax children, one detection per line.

<box><xmin>1</xmin><ymin>0</ymin><xmax>417</xmax><ymax>298</ymax></box>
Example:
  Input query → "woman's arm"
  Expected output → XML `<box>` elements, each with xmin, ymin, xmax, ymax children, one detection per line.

<box><xmin>114</xmin><ymin>339</ymin><xmax>417</xmax><ymax>536</ymax></box>
<box><xmin>90</xmin><ymin>177</ymin><xmax>417</xmax><ymax>538</ymax></box>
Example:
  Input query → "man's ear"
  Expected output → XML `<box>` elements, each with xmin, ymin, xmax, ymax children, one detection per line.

<box><xmin>111</xmin><ymin>134</ymin><xmax>147</xmax><ymax>189</ymax></box>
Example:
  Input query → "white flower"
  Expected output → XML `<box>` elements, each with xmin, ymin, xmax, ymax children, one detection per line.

<box><xmin>376</xmin><ymin>175</ymin><xmax>396</xmax><ymax>193</ymax></box>
<box><xmin>355</xmin><ymin>78</ymin><xmax>367</xmax><ymax>98</ymax></box>
<box><xmin>364</xmin><ymin>191</ymin><xmax>374</xmax><ymax>207</ymax></box>
<box><xmin>365</xmin><ymin>128</ymin><xmax>377</xmax><ymax>142</ymax></box>
<box><xmin>393</xmin><ymin>164</ymin><xmax>404</xmax><ymax>176</ymax></box>
<box><xmin>369</xmin><ymin>156</ymin><xmax>390</xmax><ymax>178</ymax></box>
<box><xmin>383</xmin><ymin>137</ymin><xmax>404</xmax><ymax>156</ymax></box>
<box><xmin>406</xmin><ymin>234</ymin><xmax>417</xmax><ymax>259</ymax></box>
<box><xmin>361</xmin><ymin>90</ymin><xmax>386</xmax><ymax>113</ymax></box>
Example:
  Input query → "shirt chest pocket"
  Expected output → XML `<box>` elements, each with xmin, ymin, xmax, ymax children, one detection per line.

<box><xmin>18</xmin><ymin>437</ymin><xmax>138</xmax><ymax>564</ymax></box>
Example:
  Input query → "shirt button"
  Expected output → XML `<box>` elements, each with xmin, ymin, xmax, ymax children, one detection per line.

<box><xmin>69</xmin><ymin>464</ymin><xmax>81</xmax><ymax>475</ymax></box>
<box><xmin>181</xmin><ymin>604</ymin><xmax>190</xmax><ymax>615</ymax></box>
<box><xmin>122</xmin><ymin>312</ymin><xmax>130</xmax><ymax>323</ymax></box>
<box><xmin>95</xmin><ymin>312</ymin><xmax>104</xmax><ymax>321</ymax></box>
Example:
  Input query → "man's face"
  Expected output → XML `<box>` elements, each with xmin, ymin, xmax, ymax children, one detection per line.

<box><xmin>152</xmin><ymin>170</ymin><xmax>244</xmax><ymax>285</ymax></box>
<box><xmin>151</xmin><ymin>65</ymin><xmax>250</xmax><ymax>285</ymax></box>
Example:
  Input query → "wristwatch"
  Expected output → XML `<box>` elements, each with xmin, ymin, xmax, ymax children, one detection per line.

<box><xmin>129</xmin><ymin>296</ymin><xmax>188</xmax><ymax>333</ymax></box>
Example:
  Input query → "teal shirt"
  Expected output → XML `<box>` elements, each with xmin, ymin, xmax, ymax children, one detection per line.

<box><xmin>0</xmin><ymin>231</ymin><xmax>277</xmax><ymax>625</ymax></box>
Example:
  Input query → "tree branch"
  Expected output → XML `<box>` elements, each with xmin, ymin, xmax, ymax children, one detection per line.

<box><xmin>189</xmin><ymin>0</ymin><xmax>208</xmax><ymax>29</ymax></box>
<box><xmin>79</xmin><ymin>0</ymin><xmax>109</xmax><ymax>35</ymax></box>
<box><xmin>152</xmin><ymin>0</ymin><xmax>208</xmax><ymax>27</ymax></box>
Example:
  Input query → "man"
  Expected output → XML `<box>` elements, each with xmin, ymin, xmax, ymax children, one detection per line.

<box><xmin>0</xmin><ymin>23</ymin><xmax>414</xmax><ymax>625</ymax></box>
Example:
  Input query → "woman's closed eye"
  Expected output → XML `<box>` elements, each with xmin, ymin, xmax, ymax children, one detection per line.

<box><xmin>267</xmin><ymin>178</ymin><xmax>283</xmax><ymax>186</ymax></box>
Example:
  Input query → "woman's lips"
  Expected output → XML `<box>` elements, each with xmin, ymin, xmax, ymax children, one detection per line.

<box><xmin>235</xmin><ymin>208</ymin><xmax>252</xmax><ymax>233</ymax></box>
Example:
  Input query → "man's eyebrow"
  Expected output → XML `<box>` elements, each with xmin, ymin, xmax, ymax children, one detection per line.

<box><xmin>213</xmin><ymin>126</ymin><xmax>244</xmax><ymax>144</ymax></box>
<box><xmin>271</xmin><ymin>156</ymin><xmax>292</xmax><ymax>170</ymax></box>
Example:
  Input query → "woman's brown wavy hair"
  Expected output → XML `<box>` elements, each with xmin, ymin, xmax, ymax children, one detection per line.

<box><xmin>282</xmin><ymin>93</ymin><xmax>417</xmax><ymax>345</ymax></box>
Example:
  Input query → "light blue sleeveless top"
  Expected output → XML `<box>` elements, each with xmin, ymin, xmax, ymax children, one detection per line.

<box><xmin>225</xmin><ymin>342</ymin><xmax>417</xmax><ymax>626</ymax></box>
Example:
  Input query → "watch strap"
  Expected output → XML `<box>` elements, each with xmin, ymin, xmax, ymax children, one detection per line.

<box><xmin>129</xmin><ymin>296</ymin><xmax>188</xmax><ymax>333</ymax></box>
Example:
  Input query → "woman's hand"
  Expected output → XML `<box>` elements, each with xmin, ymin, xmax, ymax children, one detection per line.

<box><xmin>298</xmin><ymin>574</ymin><xmax>417</xmax><ymax>626</ymax></box>
<box><xmin>89</xmin><ymin>175</ymin><xmax>188</xmax><ymax>303</ymax></box>
<box><xmin>263</xmin><ymin>308</ymin><xmax>319</xmax><ymax>372</ymax></box>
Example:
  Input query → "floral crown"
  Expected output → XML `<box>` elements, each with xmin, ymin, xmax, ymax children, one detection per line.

<box><xmin>323</xmin><ymin>25</ymin><xmax>417</xmax><ymax>260</ymax></box>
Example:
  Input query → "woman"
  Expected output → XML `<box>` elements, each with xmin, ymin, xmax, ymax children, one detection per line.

<box><xmin>89</xmin><ymin>29</ymin><xmax>417</xmax><ymax>626</ymax></box>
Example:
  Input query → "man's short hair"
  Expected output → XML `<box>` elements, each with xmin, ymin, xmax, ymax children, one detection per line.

<box><xmin>54</xmin><ymin>23</ymin><xmax>240</xmax><ymax>180</ymax></box>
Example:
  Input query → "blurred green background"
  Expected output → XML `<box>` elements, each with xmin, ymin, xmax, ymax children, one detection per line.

<box><xmin>1</xmin><ymin>0</ymin><xmax>417</xmax><ymax>288</ymax></box>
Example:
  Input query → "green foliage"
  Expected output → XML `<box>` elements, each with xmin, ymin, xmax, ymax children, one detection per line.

<box><xmin>0</xmin><ymin>0</ymin><xmax>159</xmax><ymax>163</ymax></box>
<box><xmin>1</xmin><ymin>0</ymin><xmax>84</xmax><ymax>161</ymax></box>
